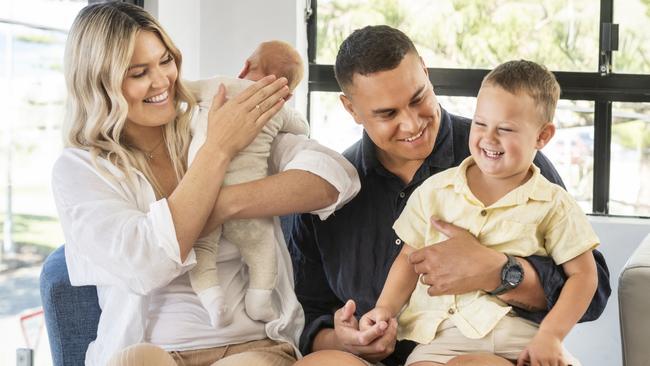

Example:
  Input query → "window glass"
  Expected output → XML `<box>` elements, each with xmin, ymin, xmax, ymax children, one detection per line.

<box><xmin>309</xmin><ymin>92</ymin><xmax>361</xmax><ymax>153</ymax></box>
<box><xmin>613</xmin><ymin>0</ymin><xmax>650</xmax><ymax>74</ymax></box>
<box><xmin>544</xmin><ymin>100</ymin><xmax>595</xmax><ymax>213</ymax></box>
<box><xmin>316</xmin><ymin>0</ymin><xmax>599</xmax><ymax>71</ymax></box>
<box><xmin>437</xmin><ymin>95</ymin><xmax>476</xmax><ymax>118</ymax></box>
<box><xmin>610</xmin><ymin>102</ymin><xmax>650</xmax><ymax>216</ymax></box>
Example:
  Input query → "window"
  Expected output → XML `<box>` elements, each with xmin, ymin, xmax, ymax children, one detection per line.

<box><xmin>614</xmin><ymin>0</ymin><xmax>650</xmax><ymax>73</ymax></box>
<box><xmin>316</xmin><ymin>0</ymin><xmax>600</xmax><ymax>71</ymax></box>
<box><xmin>610</xmin><ymin>102</ymin><xmax>650</xmax><ymax>215</ymax></box>
<box><xmin>1</xmin><ymin>1</ymin><xmax>87</xmax><ymax>364</ymax></box>
<box><xmin>307</xmin><ymin>0</ymin><xmax>650</xmax><ymax>216</ymax></box>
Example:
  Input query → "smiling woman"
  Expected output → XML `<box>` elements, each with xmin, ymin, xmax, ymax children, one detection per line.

<box><xmin>62</xmin><ymin>2</ymin><xmax>197</xmax><ymax>200</ymax></box>
<box><xmin>48</xmin><ymin>2</ymin><xmax>361</xmax><ymax>366</ymax></box>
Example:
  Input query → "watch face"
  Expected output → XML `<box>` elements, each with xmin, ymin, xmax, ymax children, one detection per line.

<box><xmin>505</xmin><ymin>267</ymin><xmax>523</xmax><ymax>286</ymax></box>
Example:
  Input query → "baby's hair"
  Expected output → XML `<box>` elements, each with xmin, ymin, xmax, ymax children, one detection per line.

<box><xmin>253</xmin><ymin>40</ymin><xmax>304</xmax><ymax>91</ymax></box>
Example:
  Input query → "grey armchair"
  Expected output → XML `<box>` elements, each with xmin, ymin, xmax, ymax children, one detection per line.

<box><xmin>618</xmin><ymin>233</ymin><xmax>650</xmax><ymax>366</ymax></box>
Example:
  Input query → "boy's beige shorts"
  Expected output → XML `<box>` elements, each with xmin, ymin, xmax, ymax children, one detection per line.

<box><xmin>404</xmin><ymin>313</ymin><xmax>580</xmax><ymax>365</ymax></box>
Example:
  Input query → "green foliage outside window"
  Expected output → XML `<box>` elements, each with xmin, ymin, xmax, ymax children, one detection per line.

<box><xmin>314</xmin><ymin>0</ymin><xmax>650</xmax><ymax>215</ymax></box>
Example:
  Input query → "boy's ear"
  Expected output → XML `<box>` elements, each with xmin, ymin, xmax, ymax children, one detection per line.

<box><xmin>340</xmin><ymin>93</ymin><xmax>363</xmax><ymax>125</ymax></box>
<box><xmin>536</xmin><ymin>122</ymin><xmax>556</xmax><ymax>149</ymax></box>
<box><xmin>238</xmin><ymin>60</ymin><xmax>250</xmax><ymax>79</ymax></box>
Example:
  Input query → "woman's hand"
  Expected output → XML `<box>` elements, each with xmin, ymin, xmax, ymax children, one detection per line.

<box><xmin>205</xmin><ymin>75</ymin><xmax>289</xmax><ymax>158</ymax></box>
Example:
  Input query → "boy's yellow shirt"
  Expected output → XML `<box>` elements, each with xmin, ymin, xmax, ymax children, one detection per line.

<box><xmin>393</xmin><ymin>157</ymin><xmax>599</xmax><ymax>343</ymax></box>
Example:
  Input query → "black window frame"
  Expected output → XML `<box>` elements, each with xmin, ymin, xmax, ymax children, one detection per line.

<box><xmin>306</xmin><ymin>0</ymin><xmax>650</xmax><ymax>216</ymax></box>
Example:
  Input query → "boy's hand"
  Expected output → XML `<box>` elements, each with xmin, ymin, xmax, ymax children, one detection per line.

<box><xmin>333</xmin><ymin>300</ymin><xmax>397</xmax><ymax>363</ymax></box>
<box><xmin>517</xmin><ymin>330</ymin><xmax>568</xmax><ymax>366</ymax></box>
<box><xmin>359</xmin><ymin>306</ymin><xmax>392</xmax><ymax>332</ymax></box>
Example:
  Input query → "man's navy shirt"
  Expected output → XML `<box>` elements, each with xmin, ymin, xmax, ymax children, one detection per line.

<box><xmin>285</xmin><ymin>108</ymin><xmax>610</xmax><ymax>365</ymax></box>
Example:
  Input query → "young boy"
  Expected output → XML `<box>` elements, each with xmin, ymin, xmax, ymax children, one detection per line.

<box><xmin>185</xmin><ymin>40</ymin><xmax>309</xmax><ymax>327</ymax></box>
<box><xmin>360</xmin><ymin>60</ymin><xmax>598</xmax><ymax>365</ymax></box>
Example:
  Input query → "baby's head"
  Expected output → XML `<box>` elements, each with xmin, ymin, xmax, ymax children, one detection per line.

<box><xmin>239</xmin><ymin>40</ymin><xmax>304</xmax><ymax>99</ymax></box>
<box><xmin>470</xmin><ymin>60</ymin><xmax>560</xmax><ymax>179</ymax></box>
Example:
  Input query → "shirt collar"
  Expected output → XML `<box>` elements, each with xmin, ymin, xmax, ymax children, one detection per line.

<box><xmin>433</xmin><ymin>156</ymin><xmax>553</xmax><ymax>208</ymax></box>
<box><xmin>426</xmin><ymin>107</ymin><xmax>455</xmax><ymax>170</ymax></box>
<box><xmin>360</xmin><ymin>106</ymin><xmax>455</xmax><ymax>176</ymax></box>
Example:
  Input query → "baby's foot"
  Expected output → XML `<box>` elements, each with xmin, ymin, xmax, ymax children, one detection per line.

<box><xmin>244</xmin><ymin>288</ymin><xmax>278</xmax><ymax>322</ymax></box>
<box><xmin>197</xmin><ymin>286</ymin><xmax>232</xmax><ymax>327</ymax></box>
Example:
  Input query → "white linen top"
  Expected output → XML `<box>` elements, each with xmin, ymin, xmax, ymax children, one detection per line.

<box><xmin>51</xmin><ymin>133</ymin><xmax>360</xmax><ymax>366</ymax></box>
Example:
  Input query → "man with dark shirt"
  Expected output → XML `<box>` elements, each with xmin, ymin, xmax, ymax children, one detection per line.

<box><xmin>287</xmin><ymin>25</ymin><xmax>610</xmax><ymax>366</ymax></box>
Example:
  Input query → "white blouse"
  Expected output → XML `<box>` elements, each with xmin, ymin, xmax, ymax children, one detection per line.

<box><xmin>52</xmin><ymin>133</ymin><xmax>360</xmax><ymax>366</ymax></box>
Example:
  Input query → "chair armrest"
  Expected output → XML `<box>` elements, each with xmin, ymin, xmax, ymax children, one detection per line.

<box><xmin>40</xmin><ymin>245</ymin><xmax>101</xmax><ymax>366</ymax></box>
<box><xmin>618</xmin><ymin>233</ymin><xmax>650</xmax><ymax>366</ymax></box>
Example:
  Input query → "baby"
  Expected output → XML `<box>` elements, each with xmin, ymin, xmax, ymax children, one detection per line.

<box><xmin>361</xmin><ymin>60</ymin><xmax>598</xmax><ymax>365</ymax></box>
<box><xmin>185</xmin><ymin>40</ymin><xmax>308</xmax><ymax>327</ymax></box>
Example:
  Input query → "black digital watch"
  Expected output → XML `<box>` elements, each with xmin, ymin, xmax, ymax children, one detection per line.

<box><xmin>487</xmin><ymin>254</ymin><xmax>524</xmax><ymax>296</ymax></box>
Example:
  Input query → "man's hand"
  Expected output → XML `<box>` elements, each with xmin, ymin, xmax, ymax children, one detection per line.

<box><xmin>408</xmin><ymin>217</ymin><xmax>507</xmax><ymax>296</ymax></box>
<box><xmin>333</xmin><ymin>300</ymin><xmax>397</xmax><ymax>363</ymax></box>
<box><xmin>517</xmin><ymin>329</ymin><xmax>567</xmax><ymax>366</ymax></box>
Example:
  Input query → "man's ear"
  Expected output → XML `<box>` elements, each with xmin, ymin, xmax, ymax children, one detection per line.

<box><xmin>237</xmin><ymin>60</ymin><xmax>250</xmax><ymax>79</ymax></box>
<box><xmin>536</xmin><ymin>122</ymin><xmax>556</xmax><ymax>149</ymax></box>
<box><xmin>340</xmin><ymin>93</ymin><xmax>362</xmax><ymax>125</ymax></box>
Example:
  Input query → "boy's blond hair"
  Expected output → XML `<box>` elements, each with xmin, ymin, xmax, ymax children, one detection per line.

<box><xmin>482</xmin><ymin>60</ymin><xmax>561</xmax><ymax>124</ymax></box>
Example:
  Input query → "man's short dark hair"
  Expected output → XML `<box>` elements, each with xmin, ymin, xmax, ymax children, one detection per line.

<box><xmin>335</xmin><ymin>25</ymin><xmax>418</xmax><ymax>93</ymax></box>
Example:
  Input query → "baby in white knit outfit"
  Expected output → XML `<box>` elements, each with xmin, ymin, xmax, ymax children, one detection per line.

<box><xmin>185</xmin><ymin>40</ymin><xmax>308</xmax><ymax>327</ymax></box>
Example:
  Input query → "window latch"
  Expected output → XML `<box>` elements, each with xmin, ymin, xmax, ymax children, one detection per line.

<box><xmin>305</xmin><ymin>0</ymin><xmax>314</xmax><ymax>21</ymax></box>
<box><xmin>599</xmin><ymin>23</ymin><xmax>619</xmax><ymax>76</ymax></box>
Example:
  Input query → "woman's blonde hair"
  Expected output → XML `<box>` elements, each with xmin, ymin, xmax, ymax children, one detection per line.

<box><xmin>63</xmin><ymin>2</ymin><xmax>196</xmax><ymax>197</ymax></box>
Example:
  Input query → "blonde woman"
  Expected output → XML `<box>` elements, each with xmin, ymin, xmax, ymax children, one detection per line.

<box><xmin>52</xmin><ymin>3</ymin><xmax>359</xmax><ymax>366</ymax></box>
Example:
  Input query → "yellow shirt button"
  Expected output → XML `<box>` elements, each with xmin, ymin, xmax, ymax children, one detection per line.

<box><xmin>448</xmin><ymin>308</ymin><xmax>455</xmax><ymax>315</ymax></box>
<box><xmin>480</xmin><ymin>209</ymin><xmax>487</xmax><ymax>216</ymax></box>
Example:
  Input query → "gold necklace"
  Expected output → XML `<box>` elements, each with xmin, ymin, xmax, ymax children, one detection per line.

<box><xmin>143</xmin><ymin>138</ymin><xmax>165</xmax><ymax>160</ymax></box>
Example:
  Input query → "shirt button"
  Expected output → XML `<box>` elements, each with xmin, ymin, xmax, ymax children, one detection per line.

<box><xmin>399</xmin><ymin>192</ymin><xmax>406</xmax><ymax>198</ymax></box>
<box><xmin>448</xmin><ymin>308</ymin><xmax>455</xmax><ymax>315</ymax></box>
<box><xmin>395</xmin><ymin>239</ymin><xmax>402</xmax><ymax>245</ymax></box>
<box><xmin>480</xmin><ymin>209</ymin><xmax>487</xmax><ymax>216</ymax></box>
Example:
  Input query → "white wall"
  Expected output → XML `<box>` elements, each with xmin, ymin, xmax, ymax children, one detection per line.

<box><xmin>150</xmin><ymin>0</ymin><xmax>308</xmax><ymax>113</ymax></box>
<box><xmin>146</xmin><ymin>0</ymin><xmax>201</xmax><ymax>80</ymax></box>
<box><xmin>151</xmin><ymin>2</ymin><xmax>650</xmax><ymax>365</ymax></box>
